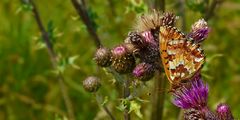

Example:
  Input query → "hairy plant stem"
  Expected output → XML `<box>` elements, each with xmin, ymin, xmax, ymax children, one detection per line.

<box><xmin>28</xmin><ymin>1</ymin><xmax>75</xmax><ymax>120</ymax></box>
<box><xmin>177</xmin><ymin>109</ymin><xmax>183</xmax><ymax>120</ymax></box>
<box><xmin>70</xmin><ymin>0</ymin><xmax>102</xmax><ymax>48</ymax></box>
<box><xmin>151</xmin><ymin>72</ymin><xmax>166</xmax><ymax>120</ymax></box>
<box><xmin>107</xmin><ymin>0</ymin><xmax>116</xmax><ymax>16</ymax></box>
<box><xmin>123</xmin><ymin>75</ymin><xmax>131</xmax><ymax>120</ymax></box>
<box><xmin>178</xmin><ymin>0</ymin><xmax>186</xmax><ymax>32</ymax></box>
<box><xmin>147</xmin><ymin>1</ymin><xmax>166</xmax><ymax>119</ymax></box>
<box><xmin>95</xmin><ymin>93</ymin><xmax>116</xmax><ymax>120</ymax></box>
<box><xmin>148</xmin><ymin>0</ymin><xmax>165</xmax><ymax>12</ymax></box>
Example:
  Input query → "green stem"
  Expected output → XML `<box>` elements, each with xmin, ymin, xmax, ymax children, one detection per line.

<box><xmin>95</xmin><ymin>93</ymin><xmax>116</xmax><ymax>120</ymax></box>
<box><xmin>151</xmin><ymin>72</ymin><xmax>166</xmax><ymax>120</ymax></box>
<box><xmin>123</xmin><ymin>75</ymin><xmax>131</xmax><ymax>120</ymax></box>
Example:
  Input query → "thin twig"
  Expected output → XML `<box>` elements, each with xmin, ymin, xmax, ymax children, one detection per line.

<box><xmin>151</xmin><ymin>72</ymin><xmax>166</xmax><ymax>120</ymax></box>
<box><xmin>27</xmin><ymin>1</ymin><xmax>75</xmax><ymax>120</ymax></box>
<box><xmin>70</xmin><ymin>0</ymin><xmax>102</xmax><ymax>48</ymax></box>
<box><xmin>103</xmin><ymin>105</ymin><xmax>116</xmax><ymax>120</ymax></box>
<box><xmin>123</xmin><ymin>76</ymin><xmax>131</xmax><ymax>120</ymax></box>
<box><xmin>95</xmin><ymin>93</ymin><xmax>116</xmax><ymax>120</ymax></box>
<box><xmin>204</xmin><ymin>0</ymin><xmax>222</xmax><ymax>21</ymax></box>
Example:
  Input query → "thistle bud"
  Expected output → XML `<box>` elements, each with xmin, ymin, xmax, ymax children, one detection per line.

<box><xmin>83</xmin><ymin>76</ymin><xmax>101</xmax><ymax>93</ymax></box>
<box><xmin>188</xmin><ymin>19</ymin><xmax>209</xmax><ymax>43</ymax></box>
<box><xmin>216</xmin><ymin>103</ymin><xmax>234</xmax><ymax>120</ymax></box>
<box><xmin>94</xmin><ymin>47</ymin><xmax>112</xmax><ymax>67</ymax></box>
<box><xmin>162</xmin><ymin>12</ymin><xmax>176</xmax><ymax>26</ymax></box>
<box><xmin>127</xmin><ymin>32</ymin><xmax>147</xmax><ymax>49</ymax></box>
<box><xmin>184</xmin><ymin>108</ymin><xmax>219</xmax><ymax>120</ymax></box>
<box><xmin>203</xmin><ymin>108</ymin><xmax>219</xmax><ymax>120</ymax></box>
<box><xmin>111</xmin><ymin>44</ymin><xmax>136</xmax><ymax>74</ymax></box>
<box><xmin>133</xmin><ymin>62</ymin><xmax>155</xmax><ymax>81</ymax></box>
<box><xmin>184</xmin><ymin>109</ymin><xmax>204</xmax><ymax>120</ymax></box>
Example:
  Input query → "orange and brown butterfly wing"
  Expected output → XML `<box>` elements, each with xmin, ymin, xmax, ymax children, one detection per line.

<box><xmin>159</xmin><ymin>26</ymin><xmax>205</xmax><ymax>84</ymax></box>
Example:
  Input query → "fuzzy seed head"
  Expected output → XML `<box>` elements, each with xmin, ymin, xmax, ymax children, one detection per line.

<box><xmin>134</xmin><ymin>10</ymin><xmax>163</xmax><ymax>32</ymax></box>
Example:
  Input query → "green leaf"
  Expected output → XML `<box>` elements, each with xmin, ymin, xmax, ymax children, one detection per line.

<box><xmin>129</xmin><ymin>101</ymin><xmax>143</xmax><ymax>119</ymax></box>
<box><xmin>87</xmin><ymin>8</ymin><xmax>98</xmax><ymax>31</ymax></box>
<box><xmin>116</xmin><ymin>99</ymin><xmax>129</xmax><ymax>111</ymax></box>
<box><xmin>47</xmin><ymin>20</ymin><xmax>56</xmax><ymax>44</ymax></box>
<box><xmin>16</xmin><ymin>3</ymin><xmax>33</xmax><ymax>14</ymax></box>
<box><xmin>125</xmin><ymin>0</ymin><xmax>148</xmax><ymax>14</ymax></box>
<box><xmin>67</xmin><ymin>55</ymin><xmax>80</xmax><ymax>69</ymax></box>
<box><xmin>32</xmin><ymin>35</ymin><xmax>46</xmax><ymax>50</ymax></box>
<box><xmin>101</xmin><ymin>96</ymin><xmax>109</xmax><ymax>106</ymax></box>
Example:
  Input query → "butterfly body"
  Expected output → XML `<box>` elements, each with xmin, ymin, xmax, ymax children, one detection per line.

<box><xmin>159</xmin><ymin>26</ymin><xmax>205</xmax><ymax>91</ymax></box>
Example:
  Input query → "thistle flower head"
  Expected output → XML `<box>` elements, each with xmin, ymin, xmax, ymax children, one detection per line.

<box><xmin>133</xmin><ymin>62</ymin><xmax>155</xmax><ymax>81</ymax></box>
<box><xmin>126</xmin><ymin>32</ymin><xmax>147</xmax><ymax>49</ymax></box>
<box><xmin>191</xmin><ymin>19</ymin><xmax>208</xmax><ymax>31</ymax></box>
<box><xmin>94</xmin><ymin>47</ymin><xmax>112</xmax><ymax>67</ymax></box>
<box><xmin>112</xmin><ymin>45</ymin><xmax>127</xmax><ymax>55</ymax></box>
<box><xmin>172</xmin><ymin>74</ymin><xmax>209</xmax><ymax>110</ymax></box>
<box><xmin>83</xmin><ymin>76</ymin><xmax>101</xmax><ymax>93</ymax></box>
<box><xmin>162</xmin><ymin>12</ymin><xmax>177</xmax><ymax>26</ymax></box>
<box><xmin>134</xmin><ymin>10</ymin><xmax>162</xmax><ymax>32</ymax></box>
<box><xmin>188</xmin><ymin>19</ymin><xmax>209</xmax><ymax>43</ymax></box>
<box><xmin>134</xmin><ymin>10</ymin><xmax>176</xmax><ymax>32</ymax></box>
<box><xmin>141</xmin><ymin>31</ymin><xmax>157</xmax><ymax>46</ymax></box>
<box><xmin>111</xmin><ymin>44</ymin><xmax>136</xmax><ymax>74</ymax></box>
<box><xmin>216</xmin><ymin>103</ymin><xmax>234</xmax><ymax>120</ymax></box>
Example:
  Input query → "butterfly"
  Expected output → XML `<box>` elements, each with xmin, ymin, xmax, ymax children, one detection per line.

<box><xmin>159</xmin><ymin>26</ymin><xmax>205</xmax><ymax>91</ymax></box>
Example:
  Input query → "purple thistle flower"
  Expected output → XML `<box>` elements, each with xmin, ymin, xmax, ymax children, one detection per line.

<box><xmin>216</xmin><ymin>103</ymin><xmax>234</xmax><ymax>120</ymax></box>
<box><xmin>111</xmin><ymin>44</ymin><xmax>136</xmax><ymax>74</ymax></box>
<box><xmin>141</xmin><ymin>31</ymin><xmax>156</xmax><ymax>46</ymax></box>
<box><xmin>172</xmin><ymin>74</ymin><xmax>209</xmax><ymax>110</ymax></box>
<box><xmin>133</xmin><ymin>62</ymin><xmax>155</xmax><ymax>81</ymax></box>
<box><xmin>188</xmin><ymin>19</ymin><xmax>210</xmax><ymax>43</ymax></box>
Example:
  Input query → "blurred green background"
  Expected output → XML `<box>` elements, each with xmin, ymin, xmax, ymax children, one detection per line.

<box><xmin>0</xmin><ymin>0</ymin><xmax>240</xmax><ymax>119</ymax></box>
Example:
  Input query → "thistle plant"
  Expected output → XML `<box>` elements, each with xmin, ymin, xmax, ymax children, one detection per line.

<box><xmin>88</xmin><ymin>10</ymin><xmax>235</xmax><ymax>120</ymax></box>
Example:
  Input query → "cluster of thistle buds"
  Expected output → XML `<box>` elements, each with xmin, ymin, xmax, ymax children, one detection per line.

<box><xmin>87</xmin><ymin>10</ymin><xmax>234</xmax><ymax>119</ymax></box>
